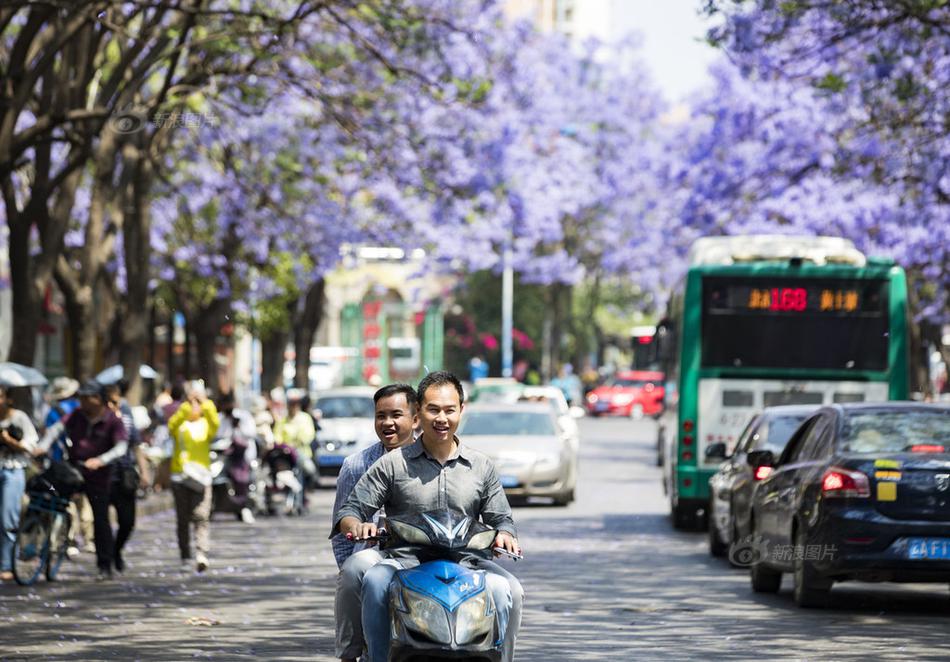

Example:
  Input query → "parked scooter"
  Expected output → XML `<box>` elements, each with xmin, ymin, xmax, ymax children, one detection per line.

<box><xmin>209</xmin><ymin>434</ymin><xmax>260</xmax><ymax>522</ymax></box>
<box><xmin>366</xmin><ymin>509</ymin><xmax>520</xmax><ymax>661</ymax></box>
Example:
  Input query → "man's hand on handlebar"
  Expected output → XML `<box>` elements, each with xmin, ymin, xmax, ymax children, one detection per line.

<box><xmin>345</xmin><ymin>521</ymin><xmax>380</xmax><ymax>545</ymax></box>
<box><xmin>493</xmin><ymin>531</ymin><xmax>522</xmax><ymax>560</ymax></box>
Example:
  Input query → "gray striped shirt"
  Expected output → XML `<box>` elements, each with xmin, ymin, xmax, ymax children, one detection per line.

<box><xmin>333</xmin><ymin>437</ymin><xmax>516</xmax><ymax>542</ymax></box>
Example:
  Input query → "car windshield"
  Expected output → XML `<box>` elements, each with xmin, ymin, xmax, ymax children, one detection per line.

<box><xmin>315</xmin><ymin>396</ymin><xmax>374</xmax><ymax>419</ymax></box>
<box><xmin>610</xmin><ymin>379</ymin><xmax>653</xmax><ymax>388</ymax></box>
<box><xmin>759</xmin><ymin>415</ymin><xmax>809</xmax><ymax>454</ymax></box>
<box><xmin>841</xmin><ymin>409</ymin><xmax>950</xmax><ymax>454</ymax></box>
<box><xmin>459</xmin><ymin>412</ymin><xmax>557</xmax><ymax>436</ymax></box>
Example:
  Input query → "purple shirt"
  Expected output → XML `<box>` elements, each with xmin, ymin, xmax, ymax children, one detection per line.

<box><xmin>64</xmin><ymin>409</ymin><xmax>127</xmax><ymax>489</ymax></box>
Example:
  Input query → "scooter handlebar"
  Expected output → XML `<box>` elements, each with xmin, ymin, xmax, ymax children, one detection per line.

<box><xmin>492</xmin><ymin>547</ymin><xmax>523</xmax><ymax>561</ymax></box>
<box><xmin>346</xmin><ymin>528</ymin><xmax>389</xmax><ymax>543</ymax></box>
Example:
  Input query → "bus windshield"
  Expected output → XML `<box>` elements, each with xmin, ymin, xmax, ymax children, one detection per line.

<box><xmin>701</xmin><ymin>276</ymin><xmax>889</xmax><ymax>371</ymax></box>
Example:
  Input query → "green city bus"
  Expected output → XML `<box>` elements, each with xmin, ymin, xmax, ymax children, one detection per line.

<box><xmin>658</xmin><ymin>236</ymin><xmax>910</xmax><ymax>529</ymax></box>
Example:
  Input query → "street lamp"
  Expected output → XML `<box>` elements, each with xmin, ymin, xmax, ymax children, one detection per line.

<box><xmin>501</xmin><ymin>237</ymin><xmax>513</xmax><ymax>378</ymax></box>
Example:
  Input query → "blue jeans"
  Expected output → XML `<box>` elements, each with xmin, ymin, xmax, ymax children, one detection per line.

<box><xmin>0</xmin><ymin>466</ymin><xmax>26</xmax><ymax>572</ymax></box>
<box><xmin>361</xmin><ymin>555</ymin><xmax>522</xmax><ymax>662</ymax></box>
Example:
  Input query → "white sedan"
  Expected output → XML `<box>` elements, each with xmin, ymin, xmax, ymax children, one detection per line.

<box><xmin>459</xmin><ymin>403</ymin><xmax>577</xmax><ymax>506</ymax></box>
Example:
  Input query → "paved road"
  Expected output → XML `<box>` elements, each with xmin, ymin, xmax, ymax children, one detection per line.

<box><xmin>2</xmin><ymin>418</ymin><xmax>949</xmax><ymax>660</ymax></box>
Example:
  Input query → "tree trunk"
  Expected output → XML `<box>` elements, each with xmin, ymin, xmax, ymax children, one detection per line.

<box><xmin>7</xmin><ymin>216</ymin><xmax>41</xmax><ymax>366</ymax></box>
<box><xmin>293</xmin><ymin>279</ymin><xmax>326</xmax><ymax>390</ymax></box>
<box><xmin>55</xmin><ymin>268</ymin><xmax>96</xmax><ymax>381</ymax></box>
<box><xmin>117</xmin><ymin>147</ymin><xmax>154</xmax><ymax>405</ymax></box>
<box><xmin>193</xmin><ymin>298</ymin><xmax>230</xmax><ymax>394</ymax></box>
<box><xmin>261</xmin><ymin>330</ymin><xmax>288</xmax><ymax>393</ymax></box>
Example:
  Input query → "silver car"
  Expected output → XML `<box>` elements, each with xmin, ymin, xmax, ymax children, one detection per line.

<box><xmin>312</xmin><ymin>387</ymin><xmax>377</xmax><ymax>478</ymax></box>
<box><xmin>459</xmin><ymin>403</ymin><xmax>577</xmax><ymax>506</ymax></box>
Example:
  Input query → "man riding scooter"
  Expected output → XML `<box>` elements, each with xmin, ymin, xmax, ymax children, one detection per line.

<box><xmin>334</xmin><ymin>371</ymin><xmax>523</xmax><ymax>662</ymax></box>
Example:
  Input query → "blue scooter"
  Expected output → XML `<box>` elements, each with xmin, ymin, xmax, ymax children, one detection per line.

<box><xmin>371</xmin><ymin>510</ymin><xmax>521</xmax><ymax>662</ymax></box>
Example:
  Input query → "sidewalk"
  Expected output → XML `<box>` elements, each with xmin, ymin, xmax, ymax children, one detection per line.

<box><xmin>136</xmin><ymin>488</ymin><xmax>174</xmax><ymax>518</ymax></box>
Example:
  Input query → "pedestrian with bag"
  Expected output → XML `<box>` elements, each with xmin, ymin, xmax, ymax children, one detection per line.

<box><xmin>104</xmin><ymin>381</ymin><xmax>150</xmax><ymax>573</ymax></box>
<box><xmin>167</xmin><ymin>381</ymin><xmax>219</xmax><ymax>573</ymax></box>
<box><xmin>0</xmin><ymin>385</ymin><xmax>39</xmax><ymax>583</ymax></box>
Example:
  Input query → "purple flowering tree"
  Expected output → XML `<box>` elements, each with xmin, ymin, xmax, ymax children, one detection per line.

<box><xmin>702</xmin><ymin>0</ymin><xmax>950</xmax><ymax>385</ymax></box>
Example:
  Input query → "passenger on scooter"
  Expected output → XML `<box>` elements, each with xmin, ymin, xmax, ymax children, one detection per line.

<box><xmin>334</xmin><ymin>371</ymin><xmax>523</xmax><ymax>662</ymax></box>
<box><xmin>331</xmin><ymin>383</ymin><xmax>418</xmax><ymax>659</ymax></box>
<box><xmin>274</xmin><ymin>388</ymin><xmax>317</xmax><ymax>486</ymax></box>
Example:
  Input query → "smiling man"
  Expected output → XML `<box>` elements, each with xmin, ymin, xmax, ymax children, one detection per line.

<box><xmin>331</xmin><ymin>383</ymin><xmax>418</xmax><ymax>661</ymax></box>
<box><xmin>333</xmin><ymin>371</ymin><xmax>523</xmax><ymax>662</ymax></box>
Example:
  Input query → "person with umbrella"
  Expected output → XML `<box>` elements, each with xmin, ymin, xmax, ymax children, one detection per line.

<box><xmin>0</xmin><ymin>385</ymin><xmax>39</xmax><ymax>582</ymax></box>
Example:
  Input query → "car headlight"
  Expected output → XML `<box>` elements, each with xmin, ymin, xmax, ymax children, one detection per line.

<box><xmin>455</xmin><ymin>590</ymin><xmax>493</xmax><ymax>644</ymax></box>
<box><xmin>587</xmin><ymin>393</ymin><xmax>598</xmax><ymax>403</ymax></box>
<box><xmin>402</xmin><ymin>590</ymin><xmax>452</xmax><ymax>644</ymax></box>
<box><xmin>534</xmin><ymin>453</ymin><xmax>561</xmax><ymax>471</ymax></box>
<box><xmin>613</xmin><ymin>393</ymin><xmax>635</xmax><ymax>405</ymax></box>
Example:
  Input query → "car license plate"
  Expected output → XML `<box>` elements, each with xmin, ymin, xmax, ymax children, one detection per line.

<box><xmin>500</xmin><ymin>475</ymin><xmax>519</xmax><ymax>488</ymax></box>
<box><xmin>318</xmin><ymin>455</ymin><xmax>345</xmax><ymax>467</ymax></box>
<box><xmin>595</xmin><ymin>402</ymin><xmax>609</xmax><ymax>412</ymax></box>
<box><xmin>906</xmin><ymin>538</ymin><xmax>950</xmax><ymax>560</ymax></box>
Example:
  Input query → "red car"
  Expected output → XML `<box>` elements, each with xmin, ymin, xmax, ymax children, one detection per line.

<box><xmin>585</xmin><ymin>371</ymin><xmax>665</xmax><ymax>418</ymax></box>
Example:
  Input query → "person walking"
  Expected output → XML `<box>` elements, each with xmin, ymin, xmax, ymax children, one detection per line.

<box><xmin>104</xmin><ymin>381</ymin><xmax>149</xmax><ymax>573</ymax></box>
<box><xmin>40</xmin><ymin>380</ymin><xmax>128</xmax><ymax>580</ymax></box>
<box><xmin>0</xmin><ymin>386</ymin><xmax>39</xmax><ymax>583</ymax></box>
<box><xmin>167</xmin><ymin>381</ymin><xmax>219</xmax><ymax>573</ymax></box>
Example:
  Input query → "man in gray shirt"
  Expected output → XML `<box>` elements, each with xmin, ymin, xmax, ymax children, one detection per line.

<box><xmin>333</xmin><ymin>371</ymin><xmax>523</xmax><ymax>662</ymax></box>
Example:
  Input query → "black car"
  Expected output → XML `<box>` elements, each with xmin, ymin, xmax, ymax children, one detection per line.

<box><xmin>746</xmin><ymin>403</ymin><xmax>950</xmax><ymax>607</ymax></box>
<box><xmin>706</xmin><ymin>405</ymin><xmax>815</xmax><ymax>560</ymax></box>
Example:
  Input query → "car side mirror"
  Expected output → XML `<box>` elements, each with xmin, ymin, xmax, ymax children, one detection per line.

<box><xmin>746</xmin><ymin>449</ymin><xmax>774</xmax><ymax>469</ymax></box>
<box><xmin>704</xmin><ymin>442</ymin><xmax>728</xmax><ymax>461</ymax></box>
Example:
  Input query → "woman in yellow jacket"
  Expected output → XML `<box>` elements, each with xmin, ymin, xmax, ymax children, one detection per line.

<box><xmin>167</xmin><ymin>382</ymin><xmax>219</xmax><ymax>573</ymax></box>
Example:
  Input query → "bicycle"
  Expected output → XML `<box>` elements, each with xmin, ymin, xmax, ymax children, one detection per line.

<box><xmin>12</xmin><ymin>469</ymin><xmax>78</xmax><ymax>586</ymax></box>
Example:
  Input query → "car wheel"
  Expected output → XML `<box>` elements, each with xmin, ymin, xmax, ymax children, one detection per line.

<box><xmin>708</xmin><ymin>500</ymin><xmax>728</xmax><ymax>558</ymax></box>
<box><xmin>727</xmin><ymin>519</ymin><xmax>745</xmax><ymax>569</ymax></box>
<box><xmin>553</xmin><ymin>489</ymin><xmax>574</xmax><ymax>507</ymax></box>
<box><xmin>749</xmin><ymin>520</ymin><xmax>781</xmax><ymax>593</ymax></box>
<box><xmin>793</xmin><ymin>526</ymin><xmax>832</xmax><ymax>608</ymax></box>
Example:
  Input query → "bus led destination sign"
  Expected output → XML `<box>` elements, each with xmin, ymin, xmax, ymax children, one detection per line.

<box><xmin>746</xmin><ymin>287</ymin><xmax>859</xmax><ymax>313</ymax></box>
<box><xmin>707</xmin><ymin>280</ymin><xmax>884</xmax><ymax>315</ymax></box>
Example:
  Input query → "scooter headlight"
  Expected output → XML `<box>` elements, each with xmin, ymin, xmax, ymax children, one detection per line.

<box><xmin>466</xmin><ymin>529</ymin><xmax>497</xmax><ymax>551</ymax></box>
<box><xmin>455</xmin><ymin>590</ymin><xmax>493</xmax><ymax>644</ymax></box>
<box><xmin>390</xmin><ymin>520</ymin><xmax>432</xmax><ymax>546</ymax></box>
<box><xmin>402</xmin><ymin>589</ymin><xmax>452</xmax><ymax>644</ymax></box>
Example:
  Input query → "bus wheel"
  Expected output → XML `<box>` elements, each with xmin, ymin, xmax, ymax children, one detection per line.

<box><xmin>672</xmin><ymin>503</ymin><xmax>697</xmax><ymax>530</ymax></box>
